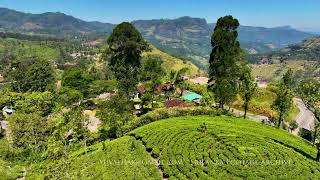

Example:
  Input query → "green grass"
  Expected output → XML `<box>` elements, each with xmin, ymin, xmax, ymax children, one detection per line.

<box><xmin>0</xmin><ymin>38</ymin><xmax>59</xmax><ymax>62</ymax></box>
<box><xmin>131</xmin><ymin>116</ymin><xmax>320</xmax><ymax>179</ymax></box>
<box><xmin>0</xmin><ymin>139</ymin><xmax>23</xmax><ymax>180</ymax></box>
<box><xmin>251</xmin><ymin>61</ymin><xmax>306</xmax><ymax>82</ymax></box>
<box><xmin>232</xmin><ymin>88</ymin><xmax>299</xmax><ymax>122</ymax></box>
<box><xmin>143</xmin><ymin>46</ymin><xmax>204</xmax><ymax>77</ymax></box>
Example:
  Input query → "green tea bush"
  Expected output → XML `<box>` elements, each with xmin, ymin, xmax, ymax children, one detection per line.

<box><xmin>131</xmin><ymin>116</ymin><xmax>320</xmax><ymax>179</ymax></box>
<box><xmin>124</xmin><ymin>107</ymin><xmax>228</xmax><ymax>132</ymax></box>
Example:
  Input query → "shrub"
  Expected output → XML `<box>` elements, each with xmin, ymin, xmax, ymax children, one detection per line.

<box><xmin>124</xmin><ymin>107</ymin><xmax>228</xmax><ymax>133</ymax></box>
<box><xmin>87</xmin><ymin>80</ymin><xmax>116</xmax><ymax>98</ymax></box>
<box><xmin>57</xmin><ymin>87</ymin><xmax>83</xmax><ymax>106</ymax></box>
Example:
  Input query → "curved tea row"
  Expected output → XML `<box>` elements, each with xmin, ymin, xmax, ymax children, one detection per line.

<box><xmin>131</xmin><ymin>116</ymin><xmax>320</xmax><ymax>179</ymax></box>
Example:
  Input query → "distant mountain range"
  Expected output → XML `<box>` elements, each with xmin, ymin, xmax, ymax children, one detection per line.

<box><xmin>0</xmin><ymin>8</ymin><xmax>315</xmax><ymax>67</ymax></box>
<box><xmin>133</xmin><ymin>17</ymin><xmax>314</xmax><ymax>67</ymax></box>
<box><xmin>0</xmin><ymin>8</ymin><xmax>115</xmax><ymax>36</ymax></box>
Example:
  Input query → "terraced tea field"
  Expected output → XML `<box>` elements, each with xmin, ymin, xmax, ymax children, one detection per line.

<box><xmin>28</xmin><ymin>136</ymin><xmax>162</xmax><ymax>179</ymax></box>
<box><xmin>28</xmin><ymin>116</ymin><xmax>320</xmax><ymax>179</ymax></box>
<box><xmin>131</xmin><ymin>116</ymin><xmax>320</xmax><ymax>179</ymax></box>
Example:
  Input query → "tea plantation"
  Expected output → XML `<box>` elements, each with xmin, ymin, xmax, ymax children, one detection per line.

<box><xmin>28</xmin><ymin>136</ymin><xmax>162</xmax><ymax>179</ymax></box>
<box><xmin>131</xmin><ymin>116</ymin><xmax>320</xmax><ymax>179</ymax></box>
<box><xmin>28</xmin><ymin>116</ymin><xmax>320</xmax><ymax>179</ymax></box>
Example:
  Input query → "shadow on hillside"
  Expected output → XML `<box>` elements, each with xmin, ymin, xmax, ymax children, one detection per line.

<box><xmin>271</xmin><ymin>138</ymin><xmax>315</xmax><ymax>161</ymax></box>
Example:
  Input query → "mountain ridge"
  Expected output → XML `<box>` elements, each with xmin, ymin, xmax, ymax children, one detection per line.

<box><xmin>0</xmin><ymin>7</ymin><xmax>315</xmax><ymax>67</ymax></box>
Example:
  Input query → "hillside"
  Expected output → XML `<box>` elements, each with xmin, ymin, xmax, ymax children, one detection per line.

<box><xmin>252</xmin><ymin>37</ymin><xmax>320</xmax><ymax>82</ymax></box>
<box><xmin>133</xmin><ymin>17</ymin><xmax>313</xmax><ymax>68</ymax></box>
<box><xmin>0</xmin><ymin>8</ymin><xmax>315</xmax><ymax>68</ymax></box>
<box><xmin>0</xmin><ymin>8</ymin><xmax>115</xmax><ymax>36</ymax></box>
<box><xmin>272</xmin><ymin>37</ymin><xmax>320</xmax><ymax>61</ymax></box>
<box><xmin>27</xmin><ymin>116</ymin><xmax>320</xmax><ymax>179</ymax></box>
<box><xmin>143</xmin><ymin>46</ymin><xmax>203</xmax><ymax>77</ymax></box>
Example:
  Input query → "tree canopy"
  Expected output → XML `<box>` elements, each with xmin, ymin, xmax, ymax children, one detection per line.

<box><xmin>208</xmin><ymin>15</ymin><xmax>242</xmax><ymax>108</ymax></box>
<box><xmin>9</xmin><ymin>58</ymin><xmax>55</xmax><ymax>92</ymax></box>
<box><xmin>107</xmin><ymin>22</ymin><xmax>149</xmax><ymax>94</ymax></box>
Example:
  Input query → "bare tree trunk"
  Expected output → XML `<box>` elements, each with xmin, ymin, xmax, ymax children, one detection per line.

<box><xmin>316</xmin><ymin>148</ymin><xmax>320</xmax><ymax>161</ymax></box>
<box><xmin>313</xmin><ymin>129</ymin><xmax>318</xmax><ymax>146</ymax></box>
<box><xmin>278</xmin><ymin>113</ymin><xmax>283</xmax><ymax>128</ymax></box>
<box><xmin>244</xmin><ymin>101</ymin><xmax>248</xmax><ymax>119</ymax></box>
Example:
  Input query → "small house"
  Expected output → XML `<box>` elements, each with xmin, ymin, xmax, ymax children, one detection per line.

<box><xmin>154</xmin><ymin>83</ymin><xmax>175</xmax><ymax>94</ymax></box>
<box><xmin>181</xmin><ymin>91</ymin><xmax>202</xmax><ymax>104</ymax></box>
<box><xmin>132</xmin><ymin>98</ymin><xmax>142</xmax><ymax>114</ymax></box>
<box><xmin>2</xmin><ymin>106</ymin><xmax>15</xmax><ymax>117</ymax></box>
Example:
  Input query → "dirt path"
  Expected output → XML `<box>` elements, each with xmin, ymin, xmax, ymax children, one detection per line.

<box><xmin>83</xmin><ymin>110</ymin><xmax>101</xmax><ymax>132</ymax></box>
<box><xmin>229</xmin><ymin>108</ymin><xmax>274</xmax><ymax>125</ymax></box>
<box><xmin>292</xmin><ymin>98</ymin><xmax>315</xmax><ymax>135</ymax></box>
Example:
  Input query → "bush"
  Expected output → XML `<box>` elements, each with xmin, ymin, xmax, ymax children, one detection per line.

<box><xmin>124</xmin><ymin>107</ymin><xmax>228</xmax><ymax>133</ymax></box>
<box><xmin>61</xmin><ymin>67</ymin><xmax>94</xmax><ymax>96</ymax></box>
<box><xmin>57</xmin><ymin>87</ymin><xmax>83</xmax><ymax>106</ymax></box>
<box><xmin>87</xmin><ymin>80</ymin><xmax>116</xmax><ymax>97</ymax></box>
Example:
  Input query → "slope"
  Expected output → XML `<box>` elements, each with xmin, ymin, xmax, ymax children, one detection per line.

<box><xmin>0</xmin><ymin>8</ymin><xmax>115</xmax><ymax>36</ymax></box>
<box><xmin>27</xmin><ymin>115</ymin><xmax>320</xmax><ymax>179</ymax></box>
<box><xmin>143</xmin><ymin>45</ymin><xmax>204</xmax><ymax>77</ymax></box>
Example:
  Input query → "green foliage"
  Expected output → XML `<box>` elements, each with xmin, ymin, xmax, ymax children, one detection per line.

<box><xmin>124</xmin><ymin>107</ymin><xmax>226</xmax><ymax>133</ymax></box>
<box><xmin>7</xmin><ymin>113</ymin><xmax>49</xmax><ymax>158</ymax></box>
<box><xmin>57</xmin><ymin>87</ymin><xmax>83</xmax><ymax>106</ymax></box>
<box><xmin>29</xmin><ymin>136</ymin><xmax>161</xmax><ymax>179</ymax></box>
<box><xmin>97</xmin><ymin>94</ymin><xmax>133</xmax><ymax>138</ymax></box>
<box><xmin>282</xmin><ymin>68</ymin><xmax>295</xmax><ymax>88</ymax></box>
<box><xmin>289</xmin><ymin>120</ymin><xmax>299</xmax><ymax>131</ymax></box>
<box><xmin>61</xmin><ymin>67</ymin><xmax>94</xmax><ymax>96</ymax></box>
<box><xmin>46</xmin><ymin>107</ymin><xmax>91</xmax><ymax>159</ymax></box>
<box><xmin>0</xmin><ymin>91</ymin><xmax>55</xmax><ymax>117</ymax></box>
<box><xmin>239</xmin><ymin>66</ymin><xmax>257</xmax><ymax>118</ymax></box>
<box><xmin>272</xmin><ymin>84</ymin><xmax>293</xmax><ymax>127</ymax></box>
<box><xmin>131</xmin><ymin>116</ymin><xmax>320</xmax><ymax>179</ymax></box>
<box><xmin>297</xmin><ymin>79</ymin><xmax>320</xmax><ymax>121</ymax></box>
<box><xmin>87</xmin><ymin>80</ymin><xmax>116</xmax><ymax>97</ymax></box>
<box><xmin>107</xmin><ymin>22</ymin><xmax>149</xmax><ymax>94</ymax></box>
<box><xmin>139</xmin><ymin>56</ymin><xmax>166</xmax><ymax>83</ymax></box>
<box><xmin>9</xmin><ymin>58</ymin><xmax>55</xmax><ymax>92</ymax></box>
<box><xmin>208</xmin><ymin>16</ymin><xmax>243</xmax><ymax>108</ymax></box>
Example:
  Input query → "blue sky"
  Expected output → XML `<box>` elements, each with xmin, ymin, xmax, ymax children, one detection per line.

<box><xmin>1</xmin><ymin>0</ymin><xmax>319</xmax><ymax>31</ymax></box>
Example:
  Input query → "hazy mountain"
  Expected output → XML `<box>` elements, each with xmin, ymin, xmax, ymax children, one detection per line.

<box><xmin>133</xmin><ymin>17</ymin><xmax>313</xmax><ymax>67</ymax></box>
<box><xmin>0</xmin><ymin>8</ymin><xmax>315</xmax><ymax>67</ymax></box>
<box><xmin>0</xmin><ymin>8</ymin><xmax>115</xmax><ymax>36</ymax></box>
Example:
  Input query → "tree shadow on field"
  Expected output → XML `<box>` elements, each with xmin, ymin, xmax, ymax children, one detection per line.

<box><xmin>271</xmin><ymin>138</ymin><xmax>315</xmax><ymax>161</ymax></box>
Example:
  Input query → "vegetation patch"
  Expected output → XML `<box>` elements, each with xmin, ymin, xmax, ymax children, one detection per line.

<box><xmin>131</xmin><ymin>116</ymin><xmax>320</xmax><ymax>179</ymax></box>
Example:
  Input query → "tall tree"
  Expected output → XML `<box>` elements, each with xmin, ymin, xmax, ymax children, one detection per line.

<box><xmin>272</xmin><ymin>84</ymin><xmax>293</xmax><ymax>128</ymax></box>
<box><xmin>298</xmin><ymin>79</ymin><xmax>320</xmax><ymax>122</ymax></box>
<box><xmin>98</xmin><ymin>94</ymin><xmax>133</xmax><ymax>138</ymax></box>
<box><xmin>170</xmin><ymin>67</ymin><xmax>189</xmax><ymax>96</ymax></box>
<box><xmin>9</xmin><ymin>58</ymin><xmax>55</xmax><ymax>92</ymax></box>
<box><xmin>298</xmin><ymin>79</ymin><xmax>320</xmax><ymax>148</ymax></box>
<box><xmin>107</xmin><ymin>22</ymin><xmax>149</xmax><ymax>94</ymax></box>
<box><xmin>208</xmin><ymin>15</ymin><xmax>242</xmax><ymax>108</ymax></box>
<box><xmin>239</xmin><ymin>66</ymin><xmax>257</xmax><ymax>119</ymax></box>
<box><xmin>282</xmin><ymin>68</ymin><xmax>294</xmax><ymax>88</ymax></box>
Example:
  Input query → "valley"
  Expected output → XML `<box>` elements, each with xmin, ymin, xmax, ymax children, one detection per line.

<box><xmin>0</xmin><ymin>4</ymin><xmax>319</xmax><ymax>180</ymax></box>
